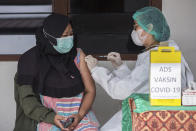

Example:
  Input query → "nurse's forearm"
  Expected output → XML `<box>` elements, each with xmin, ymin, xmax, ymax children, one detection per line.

<box><xmin>112</xmin><ymin>63</ymin><xmax>132</xmax><ymax>79</ymax></box>
<box><xmin>91</xmin><ymin>67</ymin><xmax>121</xmax><ymax>99</ymax></box>
<box><xmin>92</xmin><ymin>66</ymin><xmax>134</xmax><ymax>100</ymax></box>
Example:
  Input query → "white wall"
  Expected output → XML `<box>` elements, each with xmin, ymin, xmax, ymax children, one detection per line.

<box><xmin>0</xmin><ymin>5</ymin><xmax>51</xmax><ymax>18</ymax></box>
<box><xmin>0</xmin><ymin>62</ymin><xmax>17</xmax><ymax>130</ymax></box>
<box><xmin>163</xmin><ymin>0</ymin><xmax>196</xmax><ymax>77</ymax></box>
<box><xmin>0</xmin><ymin>35</ymin><xmax>35</xmax><ymax>54</ymax></box>
<box><xmin>0</xmin><ymin>0</ymin><xmax>196</xmax><ymax>130</ymax></box>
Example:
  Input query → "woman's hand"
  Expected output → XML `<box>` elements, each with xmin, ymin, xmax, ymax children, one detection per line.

<box><xmin>67</xmin><ymin>114</ymin><xmax>83</xmax><ymax>130</ymax></box>
<box><xmin>54</xmin><ymin>115</ymin><xmax>67</xmax><ymax>131</ymax></box>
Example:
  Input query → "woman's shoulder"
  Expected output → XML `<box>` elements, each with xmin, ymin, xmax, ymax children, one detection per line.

<box><xmin>76</xmin><ymin>48</ymin><xmax>86</xmax><ymax>61</ymax></box>
<box><xmin>77</xmin><ymin>48</ymin><xmax>85</xmax><ymax>56</ymax></box>
<box><xmin>138</xmin><ymin>50</ymin><xmax>150</xmax><ymax>60</ymax></box>
<box><xmin>19</xmin><ymin>46</ymin><xmax>38</xmax><ymax>62</ymax></box>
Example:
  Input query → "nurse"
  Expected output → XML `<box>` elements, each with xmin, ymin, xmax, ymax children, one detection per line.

<box><xmin>85</xmin><ymin>6</ymin><xmax>194</xmax><ymax>131</ymax></box>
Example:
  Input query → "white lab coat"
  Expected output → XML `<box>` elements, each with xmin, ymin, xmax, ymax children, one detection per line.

<box><xmin>91</xmin><ymin>40</ymin><xmax>194</xmax><ymax>131</ymax></box>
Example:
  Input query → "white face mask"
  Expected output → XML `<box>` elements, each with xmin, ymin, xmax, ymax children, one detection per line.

<box><xmin>131</xmin><ymin>29</ymin><xmax>147</xmax><ymax>46</ymax></box>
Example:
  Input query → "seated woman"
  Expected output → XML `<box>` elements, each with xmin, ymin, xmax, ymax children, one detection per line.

<box><xmin>16</xmin><ymin>14</ymin><xmax>99</xmax><ymax>131</ymax></box>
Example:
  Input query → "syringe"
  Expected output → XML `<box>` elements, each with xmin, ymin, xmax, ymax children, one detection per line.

<box><xmin>98</xmin><ymin>55</ymin><xmax>107</xmax><ymax>58</ymax></box>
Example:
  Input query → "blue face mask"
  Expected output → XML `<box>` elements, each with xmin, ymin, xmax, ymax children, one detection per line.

<box><xmin>53</xmin><ymin>36</ymin><xmax>73</xmax><ymax>54</ymax></box>
<box><xmin>43</xmin><ymin>29</ymin><xmax>74</xmax><ymax>54</ymax></box>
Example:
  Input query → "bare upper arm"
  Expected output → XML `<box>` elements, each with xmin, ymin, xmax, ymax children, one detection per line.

<box><xmin>79</xmin><ymin>49</ymin><xmax>95</xmax><ymax>93</ymax></box>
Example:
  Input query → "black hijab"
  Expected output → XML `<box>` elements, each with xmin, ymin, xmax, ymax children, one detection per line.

<box><xmin>17</xmin><ymin>13</ymin><xmax>84</xmax><ymax>98</ymax></box>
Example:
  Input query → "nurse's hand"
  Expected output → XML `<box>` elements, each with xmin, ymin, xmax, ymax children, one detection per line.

<box><xmin>85</xmin><ymin>55</ymin><xmax>98</xmax><ymax>71</ymax></box>
<box><xmin>107</xmin><ymin>52</ymin><xmax>122</xmax><ymax>68</ymax></box>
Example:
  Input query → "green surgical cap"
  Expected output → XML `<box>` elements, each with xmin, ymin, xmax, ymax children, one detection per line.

<box><xmin>133</xmin><ymin>6</ymin><xmax>170</xmax><ymax>42</ymax></box>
